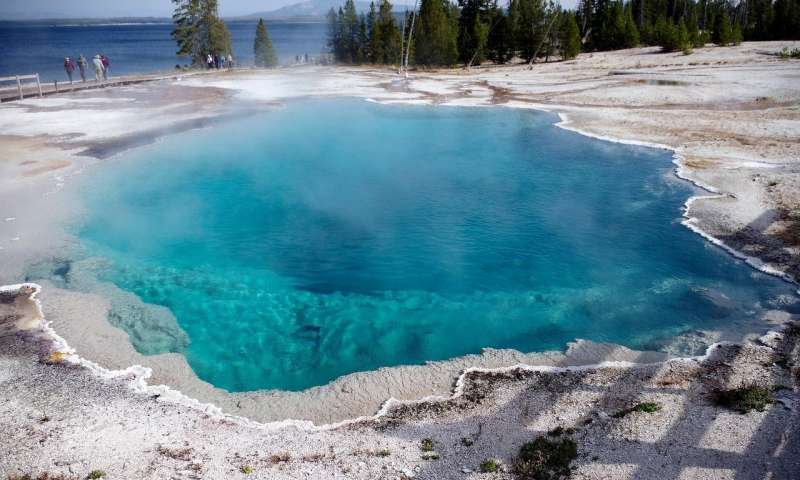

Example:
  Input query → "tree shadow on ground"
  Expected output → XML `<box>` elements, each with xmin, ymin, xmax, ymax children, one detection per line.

<box><xmin>373</xmin><ymin>323</ymin><xmax>800</xmax><ymax>479</ymax></box>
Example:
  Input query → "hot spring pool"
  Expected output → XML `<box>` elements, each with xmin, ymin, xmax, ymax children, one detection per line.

<box><xmin>53</xmin><ymin>99</ymin><xmax>797</xmax><ymax>391</ymax></box>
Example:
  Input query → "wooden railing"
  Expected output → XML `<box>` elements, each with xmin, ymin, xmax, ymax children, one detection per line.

<box><xmin>0</xmin><ymin>74</ymin><xmax>43</xmax><ymax>100</ymax></box>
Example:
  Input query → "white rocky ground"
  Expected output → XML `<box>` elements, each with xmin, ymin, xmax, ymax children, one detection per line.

<box><xmin>1</xmin><ymin>42</ymin><xmax>799</xmax><ymax>479</ymax></box>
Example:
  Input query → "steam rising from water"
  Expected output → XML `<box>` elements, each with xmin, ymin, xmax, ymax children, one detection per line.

<box><xmin>34</xmin><ymin>99</ymin><xmax>799</xmax><ymax>392</ymax></box>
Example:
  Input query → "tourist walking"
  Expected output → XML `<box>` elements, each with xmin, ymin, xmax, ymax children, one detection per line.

<box><xmin>92</xmin><ymin>54</ymin><xmax>104</xmax><ymax>81</ymax></box>
<box><xmin>77</xmin><ymin>55</ymin><xmax>88</xmax><ymax>82</ymax></box>
<box><xmin>100</xmin><ymin>54</ymin><xmax>110</xmax><ymax>80</ymax></box>
<box><xmin>227</xmin><ymin>54</ymin><xmax>234</xmax><ymax>69</ymax></box>
<box><xmin>63</xmin><ymin>57</ymin><xmax>75</xmax><ymax>83</ymax></box>
<box><xmin>206</xmin><ymin>54</ymin><xmax>214</xmax><ymax>69</ymax></box>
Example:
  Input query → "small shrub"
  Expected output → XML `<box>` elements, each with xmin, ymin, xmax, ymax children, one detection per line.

<box><xmin>420</xmin><ymin>438</ymin><xmax>435</xmax><ymax>452</ymax></box>
<box><xmin>377</xmin><ymin>449</ymin><xmax>391</xmax><ymax>457</ymax></box>
<box><xmin>547</xmin><ymin>426</ymin><xmax>564</xmax><ymax>436</ymax></box>
<box><xmin>480</xmin><ymin>458</ymin><xmax>501</xmax><ymax>473</ymax></box>
<box><xmin>421</xmin><ymin>451</ymin><xmax>440</xmax><ymax>461</ymax></box>
<box><xmin>240</xmin><ymin>465</ymin><xmax>253</xmax><ymax>475</ymax></box>
<box><xmin>42</xmin><ymin>351</ymin><xmax>68</xmax><ymax>365</ymax></box>
<box><xmin>613</xmin><ymin>402</ymin><xmax>661</xmax><ymax>418</ymax></box>
<box><xmin>461</xmin><ymin>437</ymin><xmax>475</xmax><ymax>447</ymax></box>
<box><xmin>513</xmin><ymin>437</ymin><xmax>577</xmax><ymax>480</ymax></box>
<box><xmin>715</xmin><ymin>386</ymin><xmax>773</xmax><ymax>413</ymax></box>
<box><xmin>779</xmin><ymin>47</ymin><xmax>800</xmax><ymax>59</ymax></box>
<box><xmin>86</xmin><ymin>472</ymin><xmax>105</xmax><ymax>480</ymax></box>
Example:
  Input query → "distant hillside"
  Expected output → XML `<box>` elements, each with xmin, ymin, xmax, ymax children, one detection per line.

<box><xmin>246</xmin><ymin>0</ymin><xmax>374</xmax><ymax>19</ymax></box>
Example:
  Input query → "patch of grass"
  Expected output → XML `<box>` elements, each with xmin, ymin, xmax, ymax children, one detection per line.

<box><xmin>480</xmin><ymin>458</ymin><xmax>501</xmax><ymax>473</ymax></box>
<box><xmin>612</xmin><ymin>402</ymin><xmax>662</xmax><ymax>418</ymax></box>
<box><xmin>513</xmin><ymin>436</ymin><xmax>577</xmax><ymax>480</ymax></box>
<box><xmin>461</xmin><ymin>437</ymin><xmax>475</xmax><ymax>447</ymax></box>
<box><xmin>240</xmin><ymin>465</ymin><xmax>253</xmax><ymax>475</ymax></box>
<box><xmin>779</xmin><ymin>47</ymin><xmax>800</xmax><ymax>59</ymax></box>
<box><xmin>715</xmin><ymin>386</ymin><xmax>773</xmax><ymax>413</ymax></box>
<box><xmin>420</xmin><ymin>438</ymin><xmax>435</xmax><ymax>452</ymax></box>
<box><xmin>86</xmin><ymin>472</ymin><xmax>105</xmax><ymax>480</ymax></box>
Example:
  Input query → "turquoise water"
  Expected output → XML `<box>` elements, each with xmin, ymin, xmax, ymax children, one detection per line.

<box><xmin>66</xmin><ymin>99</ymin><xmax>796</xmax><ymax>392</ymax></box>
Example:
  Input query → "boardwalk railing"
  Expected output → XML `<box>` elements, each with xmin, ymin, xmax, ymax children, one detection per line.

<box><xmin>0</xmin><ymin>74</ymin><xmax>43</xmax><ymax>100</ymax></box>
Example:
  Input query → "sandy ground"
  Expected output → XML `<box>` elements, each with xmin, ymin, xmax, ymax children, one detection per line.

<box><xmin>1</xmin><ymin>42</ymin><xmax>800</xmax><ymax>479</ymax></box>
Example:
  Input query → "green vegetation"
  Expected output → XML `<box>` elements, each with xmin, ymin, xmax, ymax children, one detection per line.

<box><xmin>613</xmin><ymin>401</ymin><xmax>662</xmax><ymax>418</ymax></box>
<box><xmin>171</xmin><ymin>0</ymin><xmax>233</xmax><ymax>65</ymax></box>
<box><xmin>254</xmin><ymin>19</ymin><xmax>278</xmax><ymax>67</ymax></box>
<box><xmin>240</xmin><ymin>465</ymin><xmax>253</xmax><ymax>475</ymax></box>
<box><xmin>86</xmin><ymin>472</ymin><xmax>105</xmax><ymax>480</ymax></box>
<box><xmin>414</xmin><ymin>0</ymin><xmax>460</xmax><ymax>66</ymax></box>
<box><xmin>715</xmin><ymin>386</ymin><xmax>773</xmax><ymax>413</ymax></box>
<box><xmin>461</xmin><ymin>436</ymin><xmax>475</xmax><ymax>446</ymax></box>
<box><xmin>513</xmin><ymin>437</ymin><xmax>577</xmax><ymax>480</ymax></box>
<box><xmin>779</xmin><ymin>47</ymin><xmax>800</xmax><ymax>59</ymax></box>
<box><xmin>558</xmin><ymin>12</ymin><xmax>582</xmax><ymax>60</ymax></box>
<box><xmin>420</xmin><ymin>438</ymin><xmax>436</xmax><ymax>452</ymax></box>
<box><xmin>324</xmin><ymin>0</ymin><xmax>800</xmax><ymax>67</ymax></box>
<box><xmin>480</xmin><ymin>458</ymin><xmax>501</xmax><ymax>473</ymax></box>
<box><xmin>377</xmin><ymin>449</ymin><xmax>391</xmax><ymax>457</ymax></box>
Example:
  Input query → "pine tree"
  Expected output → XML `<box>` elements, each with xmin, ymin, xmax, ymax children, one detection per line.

<box><xmin>357</xmin><ymin>15</ymin><xmax>370</xmax><ymax>62</ymax></box>
<box><xmin>677</xmin><ymin>17</ymin><xmax>691</xmax><ymax>53</ymax></box>
<box><xmin>558</xmin><ymin>11</ymin><xmax>581</xmax><ymax>60</ymax></box>
<box><xmin>623</xmin><ymin>4</ymin><xmax>640</xmax><ymax>47</ymax></box>
<box><xmin>254</xmin><ymin>18</ymin><xmax>278</xmax><ymax>67</ymax></box>
<box><xmin>655</xmin><ymin>15</ymin><xmax>679</xmax><ymax>51</ymax></box>
<box><xmin>341</xmin><ymin>0</ymin><xmax>360</xmax><ymax>62</ymax></box>
<box><xmin>414</xmin><ymin>0</ymin><xmax>459</xmax><ymax>65</ymax></box>
<box><xmin>367</xmin><ymin>2</ymin><xmax>378</xmax><ymax>60</ymax></box>
<box><xmin>458</xmin><ymin>0</ymin><xmax>495</xmax><ymax>65</ymax></box>
<box><xmin>201</xmin><ymin>0</ymin><xmax>232</xmax><ymax>57</ymax></box>
<box><xmin>371</xmin><ymin>0</ymin><xmax>401</xmax><ymax>64</ymax></box>
<box><xmin>731</xmin><ymin>21</ymin><xmax>743</xmax><ymax>45</ymax></box>
<box><xmin>513</xmin><ymin>0</ymin><xmax>547</xmax><ymax>61</ymax></box>
<box><xmin>172</xmin><ymin>0</ymin><xmax>202</xmax><ymax>61</ymax></box>
<box><xmin>487</xmin><ymin>8</ymin><xmax>514</xmax><ymax>63</ymax></box>
<box><xmin>712</xmin><ymin>11</ymin><xmax>733</xmax><ymax>45</ymax></box>
<box><xmin>171</xmin><ymin>0</ymin><xmax>231</xmax><ymax>65</ymax></box>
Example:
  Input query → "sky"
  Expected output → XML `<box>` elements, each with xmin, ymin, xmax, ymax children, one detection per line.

<box><xmin>0</xmin><ymin>0</ymin><xmax>330</xmax><ymax>19</ymax></box>
<box><xmin>0</xmin><ymin>0</ymin><xmax>576</xmax><ymax>20</ymax></box>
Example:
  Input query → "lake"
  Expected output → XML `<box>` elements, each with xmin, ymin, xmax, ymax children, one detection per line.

<box><xmin>0</xmin><ymin>20</ymin><xmax>329</xmax><ymax>82</ymax></box>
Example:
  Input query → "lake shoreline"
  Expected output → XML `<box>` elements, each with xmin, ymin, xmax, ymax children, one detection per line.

<box><xmin>1</xmin><ymin>42</ymin><xmax>799</xmax><ymax>478</ymax></box>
